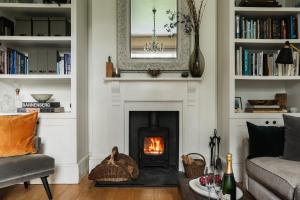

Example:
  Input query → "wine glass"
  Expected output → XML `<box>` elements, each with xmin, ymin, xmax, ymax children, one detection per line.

<box><xmin>213</xmin><ymin>169</ymin><xmax>223</xmax><ymax>199</ymax></box>
<box><xmin>205</xmin><ymin>167</ymin><xmax>214</xmax><ymax>200</ymax></box>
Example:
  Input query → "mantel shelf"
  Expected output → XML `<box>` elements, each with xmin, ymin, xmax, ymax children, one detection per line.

<box><xmin>103</xmin><ymin>77</ymin><xmax>203</xmax><ymax>82</ymax></box>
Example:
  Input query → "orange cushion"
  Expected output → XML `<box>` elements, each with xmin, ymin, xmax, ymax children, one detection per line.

<box><xmin>0</xmin><ymin>112</ymin><xmax>38</xmax><ymax>157</ymax></box>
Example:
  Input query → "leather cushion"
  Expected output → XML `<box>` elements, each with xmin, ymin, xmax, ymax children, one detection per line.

<box><xmin>0</xmin><ymin>154</ymin><xmax>54</xmax><ymax>182</ymax></box>
<box><xmin>0</xmin><ymin>113</ymin><xmax>38</xmax><ymax>157</ymax></box>
<box><xmin>247</xmin><ymin>157</ymin><xmax>300</xmax><ymax>200</ymax></box>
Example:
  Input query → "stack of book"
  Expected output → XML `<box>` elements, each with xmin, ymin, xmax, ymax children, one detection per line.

<box><xmin>235</xmin><ymin>15</ymin><xmax>299</xmax><ymax>39</ymax></box>
<box><xmin>245</xmin><ymin>100</ymin><xmax>287</xmax><ymax>113</ymax></box>
<box><xmin>17</xmin><ymin>102</ymin><xmax>65</xmax><ymax>113</ymax></box>
<box><xmin>0</xmin><ymin>47</ymin><xmax>29</xmax><ymax>75</ymax></box>
<box><xmin>236</xmin><ymin>47</ymin><xmax>300</xmax><ymax>76</ymax></box>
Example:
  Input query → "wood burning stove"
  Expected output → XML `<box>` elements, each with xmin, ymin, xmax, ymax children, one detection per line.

<box><xmin>138</xmin><ymin>112</ymin><xmax>169</xmax><ymax>168</ymax></box>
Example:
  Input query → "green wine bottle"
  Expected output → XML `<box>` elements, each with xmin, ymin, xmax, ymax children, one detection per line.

<box><xmin>221</xmin><ymin>153</ymin><xmax>236</xmax><ymax>200</ymax></box>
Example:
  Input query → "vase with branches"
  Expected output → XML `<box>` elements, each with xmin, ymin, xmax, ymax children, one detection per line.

<box><xmin>165</xmin><ymin>0</ymin><xmax>207</xmax><ymax>77</ymax></box>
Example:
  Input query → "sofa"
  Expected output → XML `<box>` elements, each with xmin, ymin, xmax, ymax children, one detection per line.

<box><xmin>243</xmin><ymin>138</ymin><xmax>300</xmax><ymax>200</ymax></box>
<box><xmin>0</xmin><ymin>137</ymin><xmax>55</xmax><ymax>200</ymax></box>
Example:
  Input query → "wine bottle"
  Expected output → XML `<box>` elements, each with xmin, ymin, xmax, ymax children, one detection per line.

<box><xmin>221</xmin><ymin>153</ymin><xmax>236</xmax><ymax>200</ymax></box>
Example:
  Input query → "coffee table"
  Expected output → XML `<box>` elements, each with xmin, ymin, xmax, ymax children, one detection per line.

<box><xmin>178</xmin><ymin>173</ymin><xmax>255</xmax><ymax>200</ymax></box>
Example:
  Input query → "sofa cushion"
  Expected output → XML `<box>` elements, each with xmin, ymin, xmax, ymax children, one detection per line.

<box><xmin>0</xmin><ymin>113</ymin><xmax>38</xmax><ymax>157</ymax></box>
<box><xmin>283</xmin><ymin>115</ymin><xmax>300</xmax><ymax>161</ymax></box>
<box><xmin>246</xmin><ymin>122</ymin><xmax>285</xmax><ymax>159</ymax></box>
<box><xmin>0</xmin><ymin>154</ymin><xmax>54</xmax><ymax>183</ymax></box>
<box><xmin>247</xmin><ymin>157</ymin><xmax>300</xmax><ymax>200</ymax></box>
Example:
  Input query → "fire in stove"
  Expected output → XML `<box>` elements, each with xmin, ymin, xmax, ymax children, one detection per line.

<box><xmin>144</xmin><ymin>137</ymin><xmax>165</xmax><ymax>155</ymax></box>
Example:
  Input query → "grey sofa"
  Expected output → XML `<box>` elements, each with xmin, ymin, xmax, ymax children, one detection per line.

<box><xmin>244</xmin><ymin>139</ymin><xmax>300</xmax><ymax>200</ymax></box>
<box><xmin>0</xmin><ymin>137</ymin><xmax>55</xmax><ymax>200</ymax></box>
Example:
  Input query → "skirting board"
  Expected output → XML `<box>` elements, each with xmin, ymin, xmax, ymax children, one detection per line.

<box><xmin>31</xmin><ymin>155</ymin><xmax>89</xmax><ymax>184</ymax></box>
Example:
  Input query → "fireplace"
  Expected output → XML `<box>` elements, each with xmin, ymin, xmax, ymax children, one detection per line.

<box><xmin>129</xmin><ymin>111</ymin><xmax>179</xmax><ymax>170</ymax></box>
<box><xmin>138</xmin><ymin>112</ymin><xmax>169</xmax><ymax>168</ymax></box>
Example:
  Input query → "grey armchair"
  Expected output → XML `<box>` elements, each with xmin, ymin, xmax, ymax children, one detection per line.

<box><xmin>0</xmin><ymin>137</ymin><xmax>55</xmax><ymax>200</ymax></box>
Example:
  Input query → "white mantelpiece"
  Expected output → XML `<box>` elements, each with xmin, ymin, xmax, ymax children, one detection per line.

<box><xmin>89</xmin><ymin>78</ymin><xmax>207</xmax><ymax>171</ymax></box>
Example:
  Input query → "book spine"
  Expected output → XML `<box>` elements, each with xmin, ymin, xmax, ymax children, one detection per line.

<box><xmin>236</xmin><ymin>15</ymin><xmax>240</xmax><ymax>38</ymax></box>
<box><xmin>298</xmin><ymin>14</ymin><xmax>300</xmax><ymax>39</ymax></box>
<box><xmin>236</xmin><ymin>49</ymin><xmax>240</xmax><ymax>75</ymax></box>
<box><xmin>244</xmin><ymin>49</ymin><xmax>249</xmax><ymax>75</ymax></box>
<box><xmin>22</xmin><ymin>102</ymin><xmax>61</xmax><ymax>108</ymax></box>
<box><xmin>18</xmin><ymin>107</ymin><xmax>65</xmax><ymax>113</ymax></box>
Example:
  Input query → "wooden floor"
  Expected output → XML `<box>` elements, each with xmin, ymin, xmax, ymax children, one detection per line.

<box><xmin>0</xmin><ymin>176</ymin><xmax>180</xmax><ymax>200</ymax></box>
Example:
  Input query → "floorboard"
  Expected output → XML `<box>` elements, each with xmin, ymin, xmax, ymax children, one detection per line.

<box><xmin>0</xmin><ymin>176</ymin><xmax>180</xmax><ymax>200</ymax></box>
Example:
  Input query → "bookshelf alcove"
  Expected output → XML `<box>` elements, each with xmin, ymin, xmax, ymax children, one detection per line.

<box><xmin>218</xmin><ymin>0</ymin><xmax>300</xmax><ymax>181</ymax></box>
<box><xmin>0</xmin><ymin>1</ymin><xmax>88</xmax><ymax>183</ymax></box>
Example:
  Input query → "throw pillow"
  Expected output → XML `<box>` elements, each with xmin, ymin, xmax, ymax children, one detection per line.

<box><xmin>0</xmin><ymin>112</ymin><xmax>38</xmax><ymax>157</ymax></box>
<box><xmin>283</xmin><ymin>115</ymin><xmax>300</xmax><ymax>161</ymax></box>
<box><xmin>246</xmin><ymin>122</ymin><xmax>285</xmax><ymax>159</ymax></box>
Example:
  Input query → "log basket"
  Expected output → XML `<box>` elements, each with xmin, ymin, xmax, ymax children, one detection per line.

<box><xmin>182</xmin><ymin>153</ymin><xmax>206</xmax><ymax>179</ymax></box>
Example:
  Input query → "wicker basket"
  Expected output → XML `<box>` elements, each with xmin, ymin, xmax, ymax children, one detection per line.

<box><xmin>182</xmin><ymin>153</ymin><xmax>206</xmax><ymax>179</ymax></box>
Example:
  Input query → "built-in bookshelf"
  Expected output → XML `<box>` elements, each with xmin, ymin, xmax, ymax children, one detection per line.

<box><xmin>218</xmin><ymin>0</ymin><xmax>300</xmax><ymax>181</ymax></box>
<box><xmin>219</xmin><ymin>0</ymin><xmax>300</xmax><ymax>116</ymax></box>
<box><xmin>0</xmin><ymin>2</ymin><xmax>80</xmax><ymax>118</ymax></box>
<box><xmin>0</xmin><ymin>1</ymin><xmax>89</xmax><ymax>183</ymax></box>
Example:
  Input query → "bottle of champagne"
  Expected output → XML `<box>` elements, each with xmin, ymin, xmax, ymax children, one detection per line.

<box><xmin>221</xmin><ymin>153</ymin><xmax>236</xmax><ymax>200</ymax></box>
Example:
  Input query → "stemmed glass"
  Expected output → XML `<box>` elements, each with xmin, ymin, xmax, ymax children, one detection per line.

<box><xmin>205</xmin><ymin>167</ymin><xmax>214</xmax><ymax>200</ymax></box>
<box><xmin>213</xmin><ymin>169</ymin><xmax>223</xmax><ymax>199</ymax></box>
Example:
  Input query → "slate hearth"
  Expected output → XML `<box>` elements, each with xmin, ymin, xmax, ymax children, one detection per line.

<box><xmin>95</xmin><ymin>111</ymin><xmax>179</xmax><ymax>187</ymax></box>
<box><xmin>95</xmin><ymin>168</ymin><xmax>178</xmax><ymax>187</ymax></box>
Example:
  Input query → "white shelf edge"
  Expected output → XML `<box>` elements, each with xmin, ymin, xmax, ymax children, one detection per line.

<box><xmin>235</xmin><ymin>76</ymin><xmax>300</xmax><ymax>80</ymax></box>
<box><xmin>235</xmin><ymin>39</ymin><xmax>300</xmax><ymax>44</ymax></box>
<box><xmin>0</xmin><ymin>36</ymin><xmax>71</xmax><ymax>41</ymax></box>
<box><xmin>0</xmin><ymin>3</ymin><xmax>71</xmax><ymax>9</ymax></box>
<box><xmin>0</xmin><ymin>112</ymin><xmax>75</xmax><ymax>119</ymax></box>
<box><xmin>231</xmin><ymin>112</ymin><xmax>300</xmax><ymax>119</ymax></box>
<box><xmin>234</xmin><ymin>7</ymin><xmax>300</xmax><ymax>12</ymax></box>
<box><xmin>103</xmin><ymin>77</ymin><xmax>203</xmax><ymax>82</ymax></box>
<box><xmin>0</xmin><ymin>74</ymin><xmax>72</xmax><ymax>80</ymax></box>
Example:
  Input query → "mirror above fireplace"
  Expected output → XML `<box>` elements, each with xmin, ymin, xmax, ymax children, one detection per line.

<box><xmin>131</xmin><ymin>0</ymin><xmax>177</xmax><ymax>59</ymax></box>
<box><xmin>117</xmin><ymin>0</ymin><xmax>190</xmax><ymax>71</ymax></box>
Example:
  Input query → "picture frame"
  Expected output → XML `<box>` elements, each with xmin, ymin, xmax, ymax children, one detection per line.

<box><xmin>235</xmin><ymin>97</ymin><xmax>243</xmax><ymax>111</ymax></box>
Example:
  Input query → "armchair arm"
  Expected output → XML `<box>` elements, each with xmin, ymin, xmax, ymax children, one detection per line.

<box><xmin>34</xmin><ymin>137</ymin><xmax>41</xmax><ymax>153</ymax></box>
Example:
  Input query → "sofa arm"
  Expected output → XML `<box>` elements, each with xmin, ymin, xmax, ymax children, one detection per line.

<box><xmin>243</xmin><ymin>138</ymin><xmax>249</xmax><ymax>190</ymax></box>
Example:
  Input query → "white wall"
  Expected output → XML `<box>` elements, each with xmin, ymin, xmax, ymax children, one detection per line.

<box><xmin>88</xmin><ymin>0</ymin><xmax>217</xmax><ymax>168</ymax></box>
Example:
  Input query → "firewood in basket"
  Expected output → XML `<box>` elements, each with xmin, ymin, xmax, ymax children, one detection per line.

<box><xmin>182</xmin><ymin>155</ymin><xmax>188</xmax><ymax>165</ymax></box>
<box><xmin>187</xmin><ymin>156</ymin><xmax>194</xmax><ymax>165</ymax></box>
<box><xmin>107</xmin><ymin>146</ymin><xmax>119</xmax><ymax>166</ymax></box>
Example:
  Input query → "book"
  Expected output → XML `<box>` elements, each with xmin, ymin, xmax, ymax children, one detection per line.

<box><xmin>235</xmin><ymin>15</ymin><xmax>298</xmax><ymax>39</ymax></box>
<box><xmin>245</xmin><ymin>108</ymin><xmax>288</xmax><ymax>113</ymax></box>
<box><xmin>17</xmin><ymin>107</ymin><xmax>65</xmax><ymax>113</ymax></box>
<box><xmin>248</xmin><ymin>105</ymin><xmax>281</xmax><ymax>109</ymax></box>
<box><xmin>22</xmin><ymin>102</ymin><xmax>60</xmax><ymax>108</ymax></box>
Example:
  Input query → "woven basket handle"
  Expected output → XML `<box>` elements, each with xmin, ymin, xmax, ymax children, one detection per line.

<box><xmin>187</xmin><ymin>153</ymin><xmax>206</xmax><ymax>166</ymax></box>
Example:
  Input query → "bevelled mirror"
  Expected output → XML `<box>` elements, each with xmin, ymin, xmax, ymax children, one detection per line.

<box><xmin>131</xmin><ymin>0</ymin><xmax>177</xmax><ymax>59</ymax></box>
<box><xmin>117</xmin><ymin>0</ymin><xmax>190</xmax><ymax>71</ymax></box>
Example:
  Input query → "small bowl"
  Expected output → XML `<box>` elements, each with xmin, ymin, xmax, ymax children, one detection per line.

<box><xmin>31</xmin><ymin>94</ymin><xmax>53</xmax><ymax>103</ymax></box>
